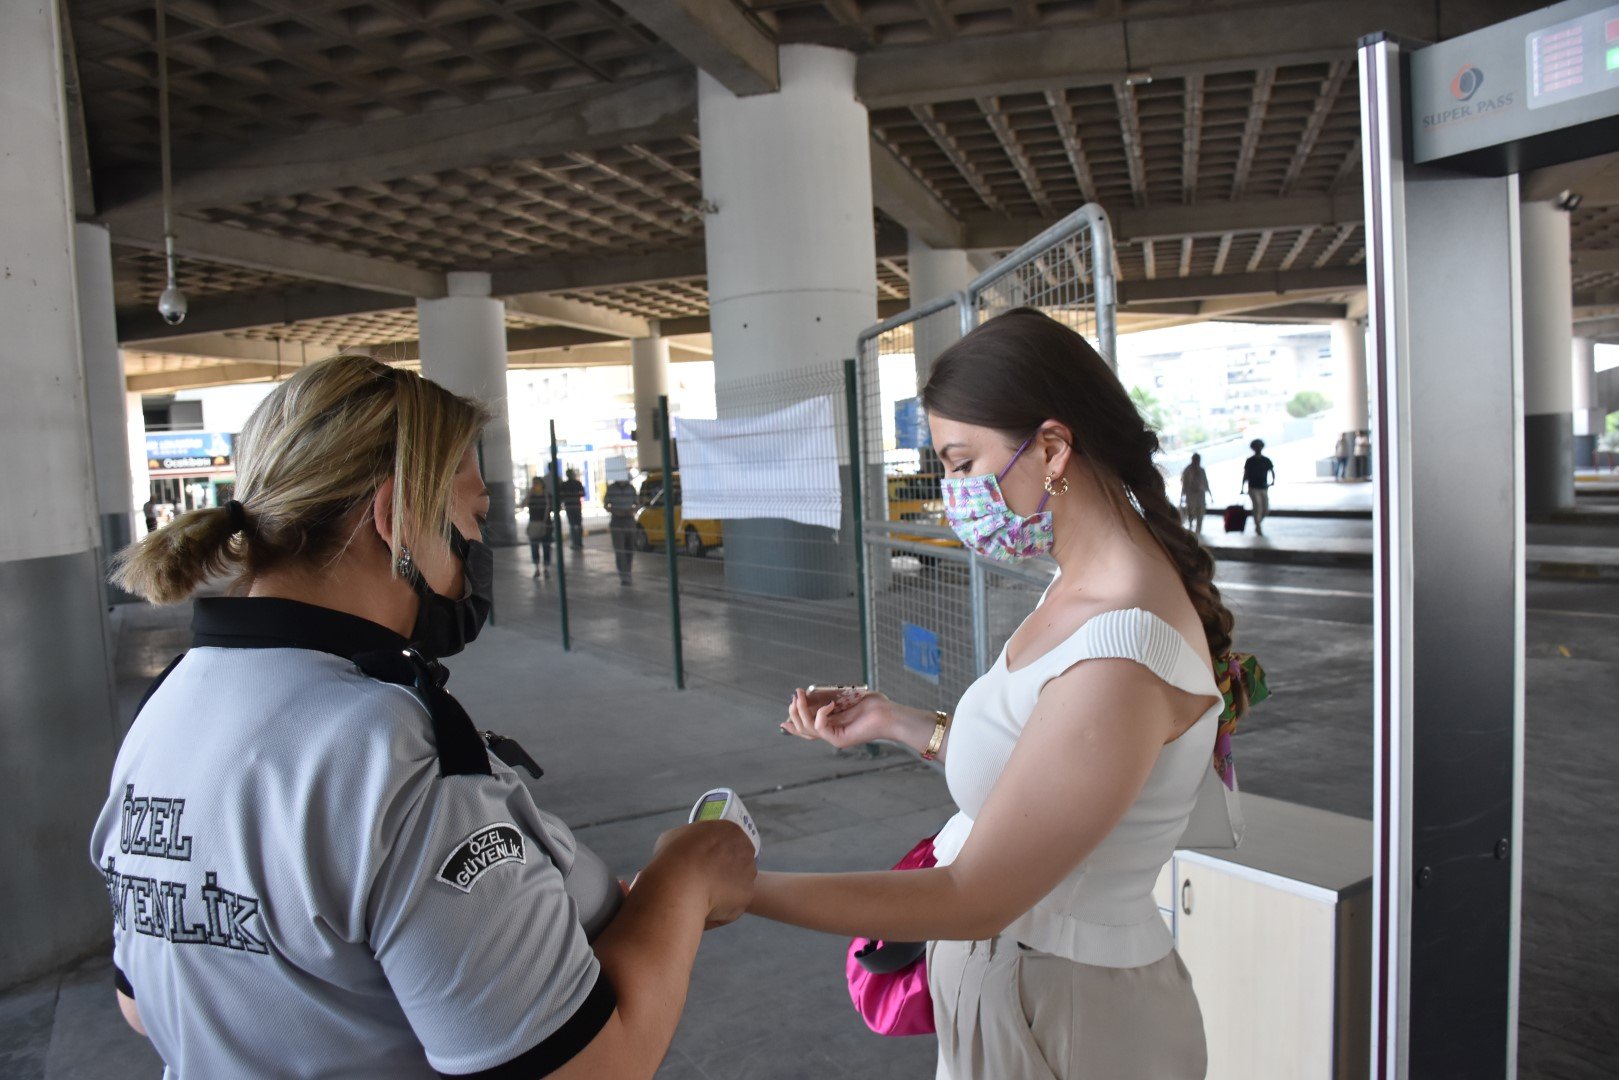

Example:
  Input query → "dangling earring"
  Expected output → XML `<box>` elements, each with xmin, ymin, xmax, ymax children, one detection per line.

<box><xmin>1044</xmin><ymin>474</ymin><xmax>1071</xmax><ymax>496</ymax></box>
<box><xmin>395</xmin><ymin>545</ymin><xmax>414</xmax><ymax>578</ymax></box>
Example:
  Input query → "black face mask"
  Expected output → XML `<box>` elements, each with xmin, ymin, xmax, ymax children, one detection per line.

<box><xmin>405</xmin><ymin>526</ymin><xmax>493</xmax><ymax>659</ymax></box>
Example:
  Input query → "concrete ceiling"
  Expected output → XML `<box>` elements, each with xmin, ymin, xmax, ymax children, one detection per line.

<box><xmin>63</xmin><ymin>0</ymin><xmax>1604</xmax><ymax>391</ymax></box>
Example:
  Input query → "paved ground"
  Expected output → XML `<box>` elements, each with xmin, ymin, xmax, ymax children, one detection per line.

<box><xmin>4</xmin><ymin>521</ymin><xmax>1617</xmax><ymax>1078</ymax></box>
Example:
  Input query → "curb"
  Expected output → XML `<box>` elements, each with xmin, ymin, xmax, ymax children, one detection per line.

<box><xmin>1208</xmin><ymin>544</ymin><xmax>1619</xmax><ymax>580</ymax></box>
<box><xmin>1205</xmin><ymin>545</ymin><xmax>1371</xmax><ymax>569</ymax></box>
<box><xmin>1266</xmin><ymin>508</ymin><xmax>1373</xmax><ymax>521</ymax></box>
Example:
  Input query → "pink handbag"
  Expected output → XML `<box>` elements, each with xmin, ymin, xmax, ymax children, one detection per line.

<box><xmin>845</xmin><ymin>834</ymin><xmax>938</xmax><ymax>1036</ymax></box>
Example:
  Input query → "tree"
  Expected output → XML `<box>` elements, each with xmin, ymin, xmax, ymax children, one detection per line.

<box><xmin>1130</xmin><ymin>385</ymin><xmax>1168</xmax><ymax>432</ymax></box>
<box><xmin>1287</xmin><ymin>390</ymin><xmax>1332</xmax><ymax>418</ymax></box>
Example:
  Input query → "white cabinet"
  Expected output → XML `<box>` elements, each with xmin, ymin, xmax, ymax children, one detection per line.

<box><xmin>1169</xmin><ymin>795</ymin><xmax>1371</xmax><ymax>1080</ymax></box>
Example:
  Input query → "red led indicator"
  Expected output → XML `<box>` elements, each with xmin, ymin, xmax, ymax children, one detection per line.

<box><xmin>1607</xmin><ymin>18</ymin><xmax>1619</xmax><ymax>41</ymax></box>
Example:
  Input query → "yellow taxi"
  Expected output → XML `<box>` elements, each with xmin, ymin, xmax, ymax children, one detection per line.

<box><xmin>886</xmin><ymin>471</ymin><xmax>961</xmax><ymax>549</ymax></box>
<box><xmin>634</xmin><ymin>473</ymin><xmax>723</xmax><ymax>557</ymax></box>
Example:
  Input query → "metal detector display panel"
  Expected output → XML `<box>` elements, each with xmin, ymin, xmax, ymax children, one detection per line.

<box><xmin>1527</xmin><ymin>4</ymin><xmax>1619</xmax><ymax>108</ymax></box>
<box><xmin>1411</xmin><ymin>0</ymin><xmax>1619</xmax><ymax>167</ymax></box>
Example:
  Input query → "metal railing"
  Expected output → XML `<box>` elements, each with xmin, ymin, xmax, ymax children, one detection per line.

<box><xmin>964</xmin><ymin>203</ymin><xmax>1117</xmax><ymax>366</ymax></box>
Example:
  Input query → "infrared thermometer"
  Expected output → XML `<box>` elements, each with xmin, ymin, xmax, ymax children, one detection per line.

<box><xmin>688</xmin><ymin>787</ymin><xmax>762</xmax><ymax>857</ymax></box>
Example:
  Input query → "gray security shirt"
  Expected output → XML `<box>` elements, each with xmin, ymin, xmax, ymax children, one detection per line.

<box><xmin>89</xmin><ymin>598</ymin><xmax>614</xmax><ymax>1078</ymax></box>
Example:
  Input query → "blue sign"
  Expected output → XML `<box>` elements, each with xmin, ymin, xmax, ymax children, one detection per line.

<box><xmin>894</xmin><ymin>397</ymin><xmax>931</xmax><ymax>449</ymax></box>
<box><xmin>902</xmin><ymin>622</ymin><xmax>941</xmax><ymax>684</ymax></box>
<box><xmin>146</xmin><ymin>432</ymin><xmax>234</xmax><ymax>471</ymax></box>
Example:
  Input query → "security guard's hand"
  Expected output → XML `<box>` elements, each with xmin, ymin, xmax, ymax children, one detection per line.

<box><xmin>651</xmin><ymin>821</ymin><xmax>757</xmax><ymax>928</ymax></box>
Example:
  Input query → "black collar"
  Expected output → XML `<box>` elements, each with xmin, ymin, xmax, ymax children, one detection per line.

<box><xmin>192</xmin><ymin>596</ymin><xmax>408</xmax><ymax>660</ymax></box>
<box><xmin>190</xmin><ymin>596</ymin><xmax>494</xmax><ymax>777</ymax></box>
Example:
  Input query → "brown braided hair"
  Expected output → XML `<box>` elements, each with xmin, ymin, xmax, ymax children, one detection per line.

<box><xmin>921</xmin><ymin>307</ymin><xmax>1236</xmax><ymax>662</ymax></box>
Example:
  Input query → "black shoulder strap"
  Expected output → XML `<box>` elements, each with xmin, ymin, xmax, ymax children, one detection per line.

<box><xmin>133</xmin><ymin>654</ymin><xmax>186</xmax><ymax>722</ymax></box>
<box><xmin>351</xmin><ymin>649</ymin><xmax>492</xmax><ymax>777</ymax></box>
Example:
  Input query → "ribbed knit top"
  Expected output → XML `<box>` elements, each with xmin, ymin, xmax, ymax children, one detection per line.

<box><xmin>931</xmin><ymin>606</ymin><xmax>1223</xmax><ymax>968</ymax></box>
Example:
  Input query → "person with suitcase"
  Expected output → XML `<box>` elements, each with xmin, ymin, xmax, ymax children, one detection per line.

<box><xmin>1240</xmin><ymin>439</ymin><xmax>1276</xmax><ymax>537</ymax></box>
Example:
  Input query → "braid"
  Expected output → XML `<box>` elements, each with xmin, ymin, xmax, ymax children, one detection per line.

<box><xmin>1117</xmin><ymin>430</ymin><xmax>1236</xmax><ymax>662</ymax></box>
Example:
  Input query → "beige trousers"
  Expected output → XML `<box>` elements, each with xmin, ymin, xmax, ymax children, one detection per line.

<box><xmin>928</xmin><ymin>937</ymin><xmax>1207</xmax><ymax>1080</ymax></box>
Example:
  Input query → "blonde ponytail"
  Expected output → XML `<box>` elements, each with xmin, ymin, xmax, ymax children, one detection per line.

<box><xmin>111</xmin><ymin>504</ymin><xmax>247</xmax><ymax>604</ymax></box>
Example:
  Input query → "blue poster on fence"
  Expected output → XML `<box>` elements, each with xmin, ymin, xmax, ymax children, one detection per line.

<box><xmin>902</xmin><ymin>622</ymin><xmax>941</xmax><ymax>684</ymax></box>
<box><xmin>894</xmin><ymin>397</ymin><xmax>931</xmax><ymax>450</ymax></box>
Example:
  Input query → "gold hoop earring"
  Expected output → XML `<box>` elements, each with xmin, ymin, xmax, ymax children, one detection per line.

<box><xmin>1044</xmin><ymin>474</ymin><xmax>1070</xmax><ymax>496</ymax></box>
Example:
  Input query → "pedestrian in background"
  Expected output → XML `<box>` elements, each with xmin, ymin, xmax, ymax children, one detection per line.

<box><xmin>1179</xmin><ymin>452</ymin><xmax>1214</xmax><ymax>533</ymax></box>
<box><xmin>1241</xmin><ymin>439</ymin><xmax>1276</xmax><ymax>537</ymax></box>
<box><xmin>604</xmin><ymin>475</ymin><xmax>639</xmax><ymax>585</ymax></box>
<box><xmin>559</xmin><ymin>467</ymin><xmax>586</xmax><ymax>549</ymax></box>
<box><xmin>1334</xmin><ymin>432</ymin><xmax>1352</xmax><ymax>481</ymax></box>
<box><xmin>524</xmin><ymin>475</ymin><xmax>552</xmax><ymax>579</ymax></box>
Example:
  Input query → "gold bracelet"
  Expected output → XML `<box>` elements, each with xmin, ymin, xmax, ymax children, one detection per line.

<box><xmin>921</xmin><ymin>710</ymin><xmax>950</xmax><ymax>761</ymax></box>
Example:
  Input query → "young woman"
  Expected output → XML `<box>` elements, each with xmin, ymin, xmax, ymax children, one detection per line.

<box><xmin>768</xmin><ymin>309</ymin><xmax>1251</xmax><ymax>1079</ymax></box>
<box><xmin>1180</xmin><ymin>451</ymin><xmax>1215</xmax><ymax>533</ymax></box>
<box><xmin>95</xmin><ymin>356</ymin><xmax>753</xmax><ymax>1079</ymax></box>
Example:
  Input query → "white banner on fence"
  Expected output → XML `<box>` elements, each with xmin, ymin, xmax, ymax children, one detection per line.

<box><xmin>674</xmin><ymin>396</ymin><xmax>842</xmax><ymax>530</ymax></box>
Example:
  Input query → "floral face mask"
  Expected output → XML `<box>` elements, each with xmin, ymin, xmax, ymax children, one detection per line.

<box><xmin>940</xmin><ymin>434</ymin><xmax>1054</xmax><ymax>562</ymax></box>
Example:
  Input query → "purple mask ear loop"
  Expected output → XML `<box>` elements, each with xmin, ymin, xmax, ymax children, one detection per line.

<box><xmin>999</xmin><ymin>433</ymin><xmax>1053</xmax><ymax>513</ymax></box>
<box><xmin>996</xmin><ymin>434</ymin><xmax>1037</xmax><ymax>482</ymax></box>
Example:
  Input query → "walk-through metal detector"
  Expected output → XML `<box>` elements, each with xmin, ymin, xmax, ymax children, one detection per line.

<box><xmin>1359</xmin><ymin>2</ymin><xmax>1619</xmax><ymax>1076</ymax></box>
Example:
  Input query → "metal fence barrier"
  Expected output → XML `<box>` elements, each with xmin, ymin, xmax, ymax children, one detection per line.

<box><xmin>964</xmin><ymin>204</ymin><xmax>1117</xmax><ymax>366</ymax></box>
<box><xmin>857</xmin><ymin>204</ymin><xmax>1116</xmax><ymax>707</ymax></box>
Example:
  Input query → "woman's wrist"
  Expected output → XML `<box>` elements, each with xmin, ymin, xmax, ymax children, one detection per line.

<box><xmin>885</xmin><ymin>704</ymin><xmax>941</xmax><ymax>752</ymax></box>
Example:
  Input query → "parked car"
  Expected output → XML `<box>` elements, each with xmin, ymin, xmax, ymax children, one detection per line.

<box><xmin>635</xmin><ymin>474</ymin><xmax>723</xmax><ymax>557</ymax></box>
<box><xmin>886</xmin><ymin>471</ymin><xmax>961</xmax><ymax>550</ymax></box>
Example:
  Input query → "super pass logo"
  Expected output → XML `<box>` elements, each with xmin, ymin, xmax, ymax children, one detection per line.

<box><xmin>1424</xmin><ymin>64</ymin><xmax>1514</xmax><ymax>130</ymax></box>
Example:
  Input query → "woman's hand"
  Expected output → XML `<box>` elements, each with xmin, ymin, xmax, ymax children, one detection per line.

<box><xmin>781</xmin><ymin>687</ymin><xmax>895</xmax><ymax>748</ymax></box>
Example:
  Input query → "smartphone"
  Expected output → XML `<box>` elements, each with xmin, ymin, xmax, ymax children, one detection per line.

<box><xmin>805</xmin><ymin>684</ymin><xmax>870</xmax><ymax>714</ymax></box>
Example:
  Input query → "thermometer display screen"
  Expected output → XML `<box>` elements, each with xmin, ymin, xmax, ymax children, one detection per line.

<box><xmin>695</xmin><ymin>796</ymin><xmax>730</xmax><ymax>822</ymax></box>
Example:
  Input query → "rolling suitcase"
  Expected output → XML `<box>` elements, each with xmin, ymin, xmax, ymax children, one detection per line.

<box><xmin>1223</xmin><ymin>504</ymin><xmax>1248</xmax><ymax>533</ymax></box>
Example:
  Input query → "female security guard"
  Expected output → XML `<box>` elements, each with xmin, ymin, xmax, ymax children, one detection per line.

<box><xmin>93</xmin><ymin>356</ymin><xmax>754</xmax><ymax>1078</ymax></box>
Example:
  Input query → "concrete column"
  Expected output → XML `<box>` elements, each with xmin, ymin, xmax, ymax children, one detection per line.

<box><xmin>1520</xmin><ymin>200</ymin><xmax>1576</xmax><ymax>514</ymax></box>
<box><xmin>127</xmin><ymin>391</ymin><xmax>151</xmax><ymax>538</ymax></box>
<box><xmin>416</xmin><ymin>272</ymin><xmax>516</xmax><ymax>544</ymax></box>
<box><xmin>0</xmin><ymin>0</ymin><xmax>122</xmax><ymax>989</ymax></box>
<box><xmin>1332</xmin><ymin>318</ymin><xmax>1370</xmax><ymax>431</ymax></box>
<box><xmin>631</xmin><ymin>333</ymin><xmax>670</xmax><ymax>470</ymax></box>
<box><xmin>699</xmin><ymin>44</ymin><xmax>877</xmax><ymax>598</ymax></box>
<box><xmin>75</xmin><ymin>222</ymin><xmax>135</xmax><ymax>555</ymax></box>
<box><xmin>1572</xmin><ymin>336</ymin><xmax>1599</xmax><ymax>469</ymax></box>
<box><xmin>1331</xmin><ymin>317</ymin><xmax>1370</xmax><ymax>479</ymax></box>
<box><xmin>906</xmin><ymin>231</ymin><xmax>975</xmax><ymax>388</ymax></box>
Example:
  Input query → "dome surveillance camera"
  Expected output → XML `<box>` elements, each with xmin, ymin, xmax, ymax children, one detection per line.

<box><xmin>157</xmin><ymin>285</ymin><xmax>188</xmax><ymax>326</ymax></box>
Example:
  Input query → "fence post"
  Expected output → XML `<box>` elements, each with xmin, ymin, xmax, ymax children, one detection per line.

<box><xmin>842</xmin><ymin>358</ymin><xmax>872</xmax><ymax>687</ymax></box>
<box><xmin>968</xmin><ymin>553</ymin><xmax>989</xmax><ymax>677</ymax></box>
<box><xmin>548</xmin><ymin>421</ymin><xmax>570</xmax><ymax>651</ymax></box>
<box><xmin>658</xmin><ymin>395</ymin><xmax>685</xmax><ymax>690</ymax></box>
<box><xmin>1088</xmin><ymin>207</ymin><xmax>1118</xmax><ymax>365</ymax></box>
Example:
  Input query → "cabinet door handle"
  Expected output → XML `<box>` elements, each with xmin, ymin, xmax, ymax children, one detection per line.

<box><xmin>1181</xmin><ymin>879</ymin><xmax>1193</xmax><ymax>916</ymax></box>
